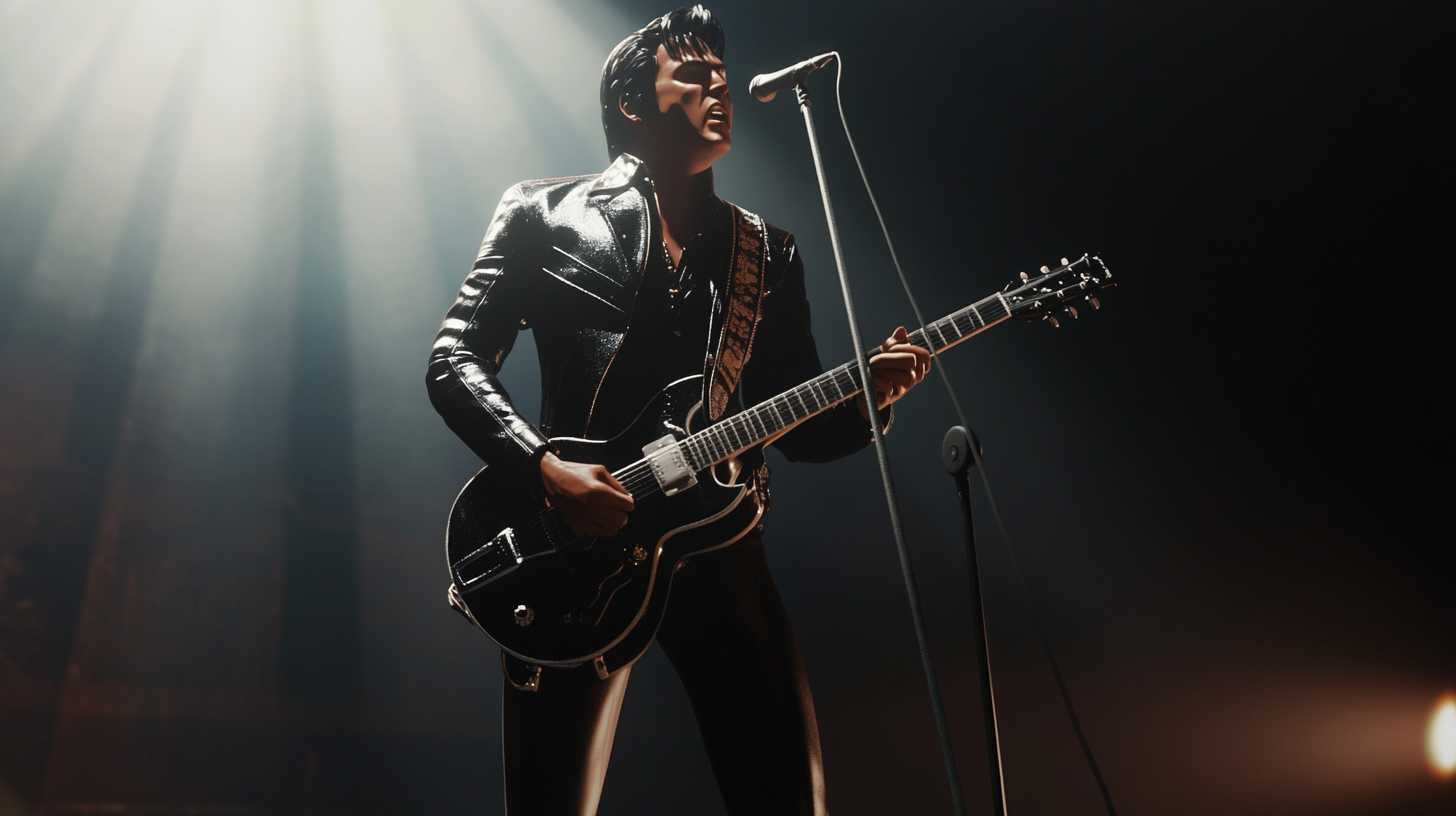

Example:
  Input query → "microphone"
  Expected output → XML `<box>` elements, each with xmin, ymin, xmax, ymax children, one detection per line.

<box><xmin>748</xmin><ymin>52</ymin><xmax>836</xmax><ymax>102</ymax></box>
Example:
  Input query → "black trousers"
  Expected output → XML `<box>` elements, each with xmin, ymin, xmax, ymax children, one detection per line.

<box><xmin>501</xmin><ymin>534</ymin><xmax>827</xmax><ymax>815</ymax></box>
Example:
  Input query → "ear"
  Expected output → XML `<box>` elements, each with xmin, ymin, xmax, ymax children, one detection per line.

<box><xmin>618</xmin><ymin>93</ymin><xmax>643</xmax><ymax>123</ymax></box>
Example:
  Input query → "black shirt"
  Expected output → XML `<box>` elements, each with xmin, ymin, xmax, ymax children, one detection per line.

<box><xmin>586</xmin><ymin>201</ymin><xmax>726</xmax><ymax>438</ymax></box>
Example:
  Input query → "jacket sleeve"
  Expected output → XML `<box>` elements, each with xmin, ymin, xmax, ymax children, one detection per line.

<box><xmin>426</xmin><ymin>184</ymin><xmax>554</xmax><ymax>496</ymax></box>
<box><xmin>740</xmin><ymin>232</ymin><xmax>891</xmax><ymax>464</ymax></box>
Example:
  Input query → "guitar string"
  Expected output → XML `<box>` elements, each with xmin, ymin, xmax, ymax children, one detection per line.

<box><xmin>540</xmin><ymin>288</ymin><xmax>1023</xmax><ymax>538</ymax></box>
<box><xmin>526</xmin><ymin>272</ymin><xmax>1053</xmax><ymax>545</ymax></box>
<box><xmin>606</xmin><ymin>294</ymin><xmax>1014</xmax><ymax>502</ymax></box>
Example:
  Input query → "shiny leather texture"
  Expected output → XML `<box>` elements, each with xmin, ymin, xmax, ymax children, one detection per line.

<box><xmin>427</xmin><ymin>154</ymin><xmax>880</xmax><ymax>500</ymax></box>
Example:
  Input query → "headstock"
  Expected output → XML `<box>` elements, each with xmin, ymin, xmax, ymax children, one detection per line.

<box><xmin>1003</xmin><ymin>254</ymin><xmax>1114</xmax><ymax>327</ymax></box>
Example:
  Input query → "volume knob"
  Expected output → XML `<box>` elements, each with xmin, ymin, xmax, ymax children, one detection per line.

<box><xmin>513</xmin><ymin>604</ymin><xmax>534</xmax><ymax>626</ymax></box>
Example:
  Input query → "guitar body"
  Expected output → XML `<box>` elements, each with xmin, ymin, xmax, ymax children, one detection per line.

<box><xmin>446</xmin><ymin>376</ymin><xmax>762</xmax><ymax>676</ymax></box>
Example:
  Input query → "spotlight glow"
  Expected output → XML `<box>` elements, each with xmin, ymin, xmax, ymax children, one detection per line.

<box><xmin>1430</xmin><ymin>692</ymin><xmax>1456</xmax><ymax>779</ymax></box>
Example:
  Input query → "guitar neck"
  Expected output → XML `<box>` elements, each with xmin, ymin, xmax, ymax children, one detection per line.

<box><xmin>679</xmin><ymin>290</ymin><xmax>1012</xmax><ymax>469</ymax></box>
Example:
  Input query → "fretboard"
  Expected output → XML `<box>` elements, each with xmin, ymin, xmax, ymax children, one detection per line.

<box><xmin>678</xmin><ymin>290</ymin><xmax>1011</xmax><ymax>469</ymax></box>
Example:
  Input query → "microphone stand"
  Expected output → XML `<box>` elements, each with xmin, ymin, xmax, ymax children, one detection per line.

<box><xmin>943</xmin><ymin>427</ymin><xmax>1008</xmax><ymax>816</ymax></box>
<box><xmin>792</xmin><ymin>82</ymin><xmax>968</xmax><ymax>816</ymax></box>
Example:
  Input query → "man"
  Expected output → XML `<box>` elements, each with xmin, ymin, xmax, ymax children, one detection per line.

<box><xmin>427</xmin><ymin>6</ymin><xmax>929</xmax><ymax>813</ymax></box>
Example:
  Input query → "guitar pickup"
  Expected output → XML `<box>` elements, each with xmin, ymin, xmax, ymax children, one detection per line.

<box><xmin>643</xmin><ymin>435</ymin><xmax>697</xmax><ymax>496</ymax></box>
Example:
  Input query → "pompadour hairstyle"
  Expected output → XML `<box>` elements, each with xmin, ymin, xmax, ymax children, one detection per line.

<box><xmin>599</xmin><ymin>5</ymin><xmax>725</xmax><ymax>160</ymax></box>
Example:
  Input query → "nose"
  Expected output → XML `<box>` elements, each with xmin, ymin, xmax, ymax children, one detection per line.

<box><xmin>708</xmin><ymin>68</ymin><xmax>729</xmax><ymax>99</ymax></box>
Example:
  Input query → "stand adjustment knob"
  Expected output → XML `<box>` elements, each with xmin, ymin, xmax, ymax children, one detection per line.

<box><xmin>941</xmin><ymin>426</ymin><xmax>984</xmax><ymax>476</ymax></box>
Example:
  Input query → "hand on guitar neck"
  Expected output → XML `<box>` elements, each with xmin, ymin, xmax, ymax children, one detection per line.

<box><xmin>854</xmin><ymin>326</ymin><xmax>932</xmax><ymax>421</ymax></box>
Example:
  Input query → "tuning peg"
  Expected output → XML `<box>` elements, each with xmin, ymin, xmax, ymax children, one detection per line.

<box><xmin>1067</xmin><ymin>306</ymin><xmax>1078</xmax><ymax>319</ymax></box>
<box><xmin>1086</xmin><ymin>294</ymin><xmax>1101</xmax><ymax>309</ymax></box>
<box><xmin>1061</xmin><ymin>257</ymin><xmax>1069</xmax><ymax>266</ymax></box>
<box><xmin>1044</xmin><ymin>314</ymin><xmax>1060</xmax><ymax>328</ymax></box>
<box><xmin>1019</xmin><ymin>271</ymin><xmax>1029</xmax><ymax>282</ymax></box>
<box><xmin>1040</xmin><ymin>265</ymin><xmax>1051</xmax><ymax>273</ymax></box>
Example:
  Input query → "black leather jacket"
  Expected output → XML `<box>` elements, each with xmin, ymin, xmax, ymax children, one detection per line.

<box><xmin>426</xmin><ymin>154</ymin><xmax>880</xmax><ymax>500</ymax></box>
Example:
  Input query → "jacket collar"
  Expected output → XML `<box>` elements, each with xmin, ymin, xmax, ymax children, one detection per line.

<box><xmin>588</xmin><ymin>153</ymin><xmax>647</xmax><ymax>198</ymax></box>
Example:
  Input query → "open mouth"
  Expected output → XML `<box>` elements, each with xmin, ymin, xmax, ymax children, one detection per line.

<box><xmin>706</xmin><ymin>106</ymin><xmax>727</xmax><ymax>123</ymax></box>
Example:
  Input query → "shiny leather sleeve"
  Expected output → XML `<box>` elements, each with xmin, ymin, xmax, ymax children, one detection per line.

<box><xmin>427</xmin><ymin>184</ymin><xmax>554</xmax><ymax>496</ymax></box>
<box><xmin>743</xmin><ymin>232</ymin><xmax>891</xmax><ymax>464</ymax></box>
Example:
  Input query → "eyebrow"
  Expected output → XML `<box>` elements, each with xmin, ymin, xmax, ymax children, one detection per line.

<box><xmin>673</xmin><ymin>57</ymin><xmax>725</xmax><ymax>74</ymax></box>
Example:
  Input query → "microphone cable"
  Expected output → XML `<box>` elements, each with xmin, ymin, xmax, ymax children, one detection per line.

<box><xmin>828</xmin><ymin>53</ymin><xmax>1119</xmax><ymax>816</ymax></box>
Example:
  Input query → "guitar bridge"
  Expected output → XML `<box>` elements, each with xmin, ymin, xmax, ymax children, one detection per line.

<box><xmin>643</xmin><ymin>435</ymin><xmax>697</xmax><ymax>496</ymax></box>
<box><xmin>452</xmin><ymin>527</ymin><xmax>521</xmax><ymax>590</ymax></box>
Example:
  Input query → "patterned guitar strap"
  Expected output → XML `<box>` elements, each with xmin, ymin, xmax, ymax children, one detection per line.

<box><xmin>705</xmin><ymin>202</ymin><xmax>768</xmax><ymax>423</ymax></box>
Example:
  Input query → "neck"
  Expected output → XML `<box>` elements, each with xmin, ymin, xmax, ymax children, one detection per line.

<box><xmin>649</xmin><ymin>165</ymin><xmax>714</xmax><ymax>235</ymax></box>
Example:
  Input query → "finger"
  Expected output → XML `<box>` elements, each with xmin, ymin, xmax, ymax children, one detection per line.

<box><xmin>591</xmin><ymin>483</ymin><xmax>635</xmax><ymax>512</ymax></box>
<box><xmin>882</xmin><ymin>341</ymin><xmax>929</xmax><ymax>357</ymax></box>
<box><xmin>882</xmin><ymin>326</ymin><xmax>909</xmax><ymax>351</ymax></box>
<box><xmin>597</xmin><ymin>509</ymin><xmax>629</xmax><ymax>531</ymax></box>
<box><xmin>592</xmin><ymin>468</ymin><xmax>636</xmax><ymax>508</ymax></box>
<box><xmin>895</xmin><ymin>344</ymin><xmax>932</xmax><ymax>374</ymax></box>
<box><xmin>914</xmin><ymin>347</ymin><xmax>932</xmax><ymax>377</ymax></box>
<box><xmin>871</xmin><ymin>351</ymin><xmax>923</xmax><ymax>370</ymax></box>
<box><xmin>582</xmin><ymin>510</ymin><xmax>627</xmax><ymax>538</ymax></box>
<box><xmin>867</xmin><ymin>370</ymin><xmax>914</xmax><ymax>387</ymax></box>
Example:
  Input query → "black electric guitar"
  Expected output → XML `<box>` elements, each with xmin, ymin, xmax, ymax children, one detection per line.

<box><xmin>446</xmin><ymin>254</ymin><xmax>1113</xmax><ymax>677</ymax></box>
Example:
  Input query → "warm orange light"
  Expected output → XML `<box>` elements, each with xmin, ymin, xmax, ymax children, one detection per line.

<box><xmin>1429</xmin><ymin>692</ymin><xmax>1456</xmax><ymax>779</ymax></box>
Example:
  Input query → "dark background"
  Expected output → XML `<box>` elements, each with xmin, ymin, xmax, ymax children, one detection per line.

<box><xmin>0</xmin><ymin>1</ymin><xmax>1450</xmax><ymax>814</ymax></box>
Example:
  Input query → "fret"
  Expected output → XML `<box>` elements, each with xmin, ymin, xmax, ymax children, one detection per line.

<box><xmin>801</xmin><ymin>380</ymin><xmax>821</xmax><ymax>411</ymax></box>
<box><xmin>703</xmin><ymin>428</ymin><xmax>724</xmax><ymax>460</ymax></box>
<box><xmin>788</xmin><ymin>385</ymin><xmax>811</xmax><ymax>418</ymax></box>
<box><xmin>993</xmin><ymin>293</ymin><xmax>1012</xmax><ymax>317</ymax></box>
<box><xmin>759</xmin><ymin>405</ymin><xmax>781</xmax><ymax>437</ymax></box>
<box><xmin>747</xmin><ymin>414</ymin><xmax>761</xmax><ymax>443</ymax></box>
<box><xmin>733</xmin><ymin>418</ymin><xmax>751</xmax><ymax>449</ymax></box>
<box><xmin>722</xmin><ymin>421</ymin><xmax>740</xmax><ymax>452</ymax></box>
<box><xmin>686</xmin><ymin>438</ymin><xmax>708</xmax><ymax>471</ymax></box>
<box><xmin>774</xmin><ymin>391</ymin><xmax>794</xmax><ymax>423</ymax></box>
<box><xmin>742</xmin><ymin>413</ymin><xmax>762</xmax><ymax>446</ymax></box>
<box><xmin>729</xmin><ymin>420</ymin><xmax>745</xmax><ymax>449</ymax></box>
<box><xmin>931</xmin><ymin>321</ymin><xmax>949</xmax><ymax>350</ymax></box>
<box><xmin>809</xmin><ymin>378</ymin><xmax>832</xmax><ymax>410</ymax></box>
<box><xmin>747</xmin><ymin>408</ymin><xmax>768</xmax><ymax>439</ymax></box>
<box><xmin>799</xmin><ymin>383</ymin><xmax>821</xmax><ymax>414</ymax></box>
<box><xmin>824</xmin><ymin>370</ymin><xmax>846</xmax><ymax>402</ymax></box>
<box><xmin>814</xmin><ymin>378</ymin><xmax>832</xmax><ymax>408</ymax></box>
<box><xmin>770</xmin><ymin>394</ymin><xmax>793</xmax><ymax>428</ymax></box>
<box><xmin>718</xmin><ymin>425</ymin><xmax>736</xmax><ymax>455</ymax></box>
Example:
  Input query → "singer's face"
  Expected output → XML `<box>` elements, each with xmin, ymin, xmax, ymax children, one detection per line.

<box><xmin>652</xmin><ymin>41</ymin><xmax>731</xmax><ymax>171</ymax></box>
